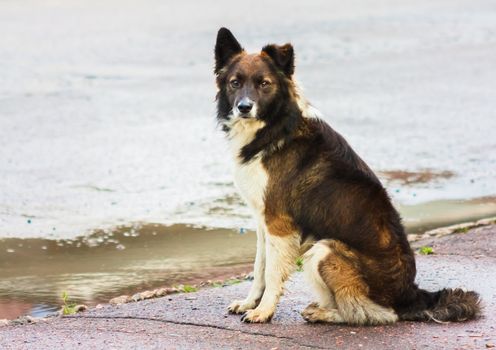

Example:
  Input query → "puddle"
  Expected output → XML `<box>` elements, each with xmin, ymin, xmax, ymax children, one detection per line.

<box><xmin>398</xmin><ymin>197</ymin><xmax>496</xmax><ymax>233</ymax></box>
<box><xmin>0</xmin><ymin>224</ymin><xmax>255</xmax><ymax>319</ymax></box>
<box><xmin>1</xmin><ymin>197</ymin><xmax>496</xmax><ymax>320</ymax></box>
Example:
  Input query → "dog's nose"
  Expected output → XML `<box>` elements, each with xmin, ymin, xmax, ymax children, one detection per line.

<box><xmin>237</xmin><ymin>100</ymin><xmax>253</xmax><ymax>114</ymax></box>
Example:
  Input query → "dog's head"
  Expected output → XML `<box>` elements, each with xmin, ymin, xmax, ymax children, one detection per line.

<box><xmin>214</xmin><ymin>28</ymin><xmax>297</xmax><ymax>126</ymax></box>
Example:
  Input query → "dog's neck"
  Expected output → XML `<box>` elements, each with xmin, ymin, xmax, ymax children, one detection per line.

<box><xmin>225</xmin><ymin>102</ymin><xmax>304</xmax><ymax>164</ymax></box>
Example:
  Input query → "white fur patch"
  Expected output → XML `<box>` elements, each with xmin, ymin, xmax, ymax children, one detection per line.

<box><xmin>293</xmin><ymin>80</ymin><xmax>323</xmax><ymax>119</ymax></box>
<box><xmin>225</xmin><ymin>116</ymin><xmax>268</xmax><ymax>215</ymax></box>
<box><xmin>225</xmin><ymin>116</ymin><xmax>264</xmax><ymax>160</ymax></box>
<box><xmin>303</xmin><ymin>240</ymin><xmax>336</xmax><ymax>308</ymax></box>
<box><xmin>233</xmin><ymin>157</ymin><xmax>267</xmax><ymax>214</ymax></box>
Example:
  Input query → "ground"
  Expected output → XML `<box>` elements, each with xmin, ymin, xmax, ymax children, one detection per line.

<box><xmin>1</xmin><ymin>225</ymin><xmax>495</xmax><ymax>349</ymax></box>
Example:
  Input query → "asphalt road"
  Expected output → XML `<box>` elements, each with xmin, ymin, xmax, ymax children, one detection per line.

<box><xmin>1</xmin><ymin>225</ymin><xmax>495</xmax><ymax>349</ymax></box>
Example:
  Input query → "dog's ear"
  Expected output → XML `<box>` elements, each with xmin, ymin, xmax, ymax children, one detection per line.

<box><xmin>262</xmin><ymin>43</ymin><xmax>295</xmax><ymax>77</ymax></box>
<box><xmin>215</xmin><ymin>28</ymin><xmax>243</xmax><ymax>75</ymax></box>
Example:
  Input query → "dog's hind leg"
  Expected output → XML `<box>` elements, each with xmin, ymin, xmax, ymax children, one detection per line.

<box><xmin>241</xmin><ymin>232</ymin><xmax>300</xmax><ymax>323</ymax></box>
<box><xmin>301</xmin><ymin>240</ymin><xmax>344</xmax><ymax>323</ymax></box>
<box><xmin>302</xmin><ymin>239</ymin><xmax>398</xmax><ymax>325</ymax></box>
<box><xmin>228</xmin><ymin>222</ymin><xmax>266</xmax><ymax>314</ymax></box>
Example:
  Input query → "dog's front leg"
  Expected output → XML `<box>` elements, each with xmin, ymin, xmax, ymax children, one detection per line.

<box><xmin>228</xmin><ymin>222</ymin><xmax>266</xmax><ymax>314</ymax></box>
<box><xmin>241</xmin><ymin>232</ymin><xmax>300</xmax><ymax>323</ymax></box>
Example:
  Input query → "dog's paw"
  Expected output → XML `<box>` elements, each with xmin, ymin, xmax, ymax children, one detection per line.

<box><xmin>240</xmin><ymin>308</ymin><xmax>274</xmax><ymax>323</ymax></box>
<box><xmin>301</xmin><ymin>304</ymin><xmax>343</xmax><ymax>323</ymax></box>
<box><xmin>301</xmin><ymin>305</ymin><xmax>321</xmax><ymax>323</ymax></box>
<box><xmin>228</xmin><ymin>299</ymin><xmax>257</xmax><ymax>314</ymax></box>
<box><xmin>303</xmin><ymin>302</ymin><xmax>320</xmax><ymax>312</ymax></box>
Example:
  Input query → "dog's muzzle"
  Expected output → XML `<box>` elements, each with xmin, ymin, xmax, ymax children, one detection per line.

<box><xmin>235</xmin><ymin>97</ymin><xmax>255</xmax><ymax>118</ymax></box>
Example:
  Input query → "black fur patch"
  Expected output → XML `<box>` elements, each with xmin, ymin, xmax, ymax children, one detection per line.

<box><xmin>262</xmin><ymin>44</ymin><xmax>295</xmax><ymax>77</ymax></box>
<box><xmin>214</xmin><ymin>28</ymin><xmax>243</xmax><ymax>75</ymax></box>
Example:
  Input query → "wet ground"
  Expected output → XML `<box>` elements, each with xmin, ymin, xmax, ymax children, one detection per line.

<box><xmin>1</xmin><ymin>225</ymin><xmax>495</xmax><ymax>349</ymax></box>
<box><xmin>1</xmin><ymin>0</ymin><xmax>495</xmax><ymax>239</ymax></box>
<box><xmin>1</xmin><ymin>0</ymin><xmax>496</xmax><ymax>321</ymax></box>
<box><xmin>2</xmin><ymin>205</ymin><xmax>496</xmax><ymax>320</ymax></box>
<box><xmin>0</xmin><ymin>224</ymin><xmax>255</xmax><ymax>319</ymax></box>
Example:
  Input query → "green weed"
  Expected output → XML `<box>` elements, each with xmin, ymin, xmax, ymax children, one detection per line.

<box><xmin>454</xmin><ymin>227</ymin><xmax>470</xmax><ymax>234</ymax></box>
<box><xmin>61</xmin><ymin>291</ymin><xmax>77</xmax><ymax>315</ymax></box>
<box><xmin>181</xmin><ymin>284</ymin><xmax>197</xmax><ymax>293</ymax></box>
<box><xmin>224</xmin><ymin>278</ymin><xmax>242</xmax><ymax>286</ymax></box>
<box><xmin>419</xmin><ymin>246</ymin><xmax>434</xmax><ymax>255</ymax></box>
<box><xmin>296</xmin><ymin>257</ymin><xmax>304</xmax><ymax>272</ymax></box>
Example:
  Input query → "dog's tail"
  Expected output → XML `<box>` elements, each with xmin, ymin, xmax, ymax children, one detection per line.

<box><xmin>398</xmin><ymin>287</ymin><xmax>481</xmax><ymax>322</ymax></box>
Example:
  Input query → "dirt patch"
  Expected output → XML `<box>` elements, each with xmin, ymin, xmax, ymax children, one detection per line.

<box><xmin>379</xmin><ymin>169</ymin><xmax>455</xmax><ymax>185</ymax></box>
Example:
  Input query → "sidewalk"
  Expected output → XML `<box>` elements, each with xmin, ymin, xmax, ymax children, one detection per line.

<box><xmin>1</xmin><ymin>225</ymin><xmax>495</xmax><ymax>349</ymax></box>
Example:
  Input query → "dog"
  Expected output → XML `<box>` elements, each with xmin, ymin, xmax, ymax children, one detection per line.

<box><xmin>214</xmin><ymin>27</ymin><xmax>481</xmax><ymax>325</ymax></box>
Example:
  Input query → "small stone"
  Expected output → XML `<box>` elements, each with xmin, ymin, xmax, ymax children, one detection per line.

<box><xmin>166</xmin><ymin>287</ymin><xmax>179</xmax><ymax>294</ymax></box>
<box><xmin>476</xmin><ymin>217</ymin><xmax>496</xmax><ymax>226</ymax></box>
<box><xmin>74</xmin><ymin>304</ymin><xmax>88</xmax><ymax>313</ymax></box>
<box><xmin>486</xmin><ymin>344</ymin><xmax>495</xmax><ymax>349</ymax></box>
<box><xmin>131</xmin><ymin>293</ymin><xmax>143</xmax><ymax>302</ymax></box>
<box><xmin>154</xmin><ymin>288</ymin><xmax>169</xmax><ymax>297</ymax></box>
<box><xmin>468</xmin><ymin>333</ymin><xmax>483</xmax><ymax>337</ymax></box>
<box><xmin>0</xmin><ymin>319</ymin><xmax>9</xmax><ymax>327</ymax></box>
<box><xmin>11</xmin><ymin>316</ymin><xmax>36</xmax><ymax>326</ymax></box>
<box><xmin>407</xmin><ymin>234</ymin><xmax>421</xmax><ymax>242</ymax></box>
<box><xmin>109</xmin><ymin>295</ymin><xmax>132</xmax><ymax>305</ymax></box>
<box><xmin>95</xmin><ymin>304</ymin><xmax>104</xmax><ymax>309</ymax></box>
<box><xmin>140</xmin><ymin>290</ymin><xmax>155</xmax><ymax>300</ymax></box>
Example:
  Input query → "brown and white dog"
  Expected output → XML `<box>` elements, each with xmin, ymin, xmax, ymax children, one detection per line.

<box><xmin>214</xmin><ymin>27</ymin><xmax>481</xmax><ymax>325</ymax></box>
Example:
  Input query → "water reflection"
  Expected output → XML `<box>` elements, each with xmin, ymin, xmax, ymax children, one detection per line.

<box><xmin>0</xmin><ymin>224</ymin><xmax>255</xmax><ymax>319</ymax></box>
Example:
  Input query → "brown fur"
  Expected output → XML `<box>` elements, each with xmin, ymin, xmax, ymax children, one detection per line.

<box><xmin>265</xmin><ymin>213</ymin><xmax>296</xmax><ymax>237</ymax></box>
<box><xmin>215</xmin><ymin>27</ymin><xmax>481</xmax><ymax>325</ymax></box>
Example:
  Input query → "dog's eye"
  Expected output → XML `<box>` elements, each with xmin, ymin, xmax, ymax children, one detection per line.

<box><xmin>260</xmin><ymin>80</ymin><xmax>271</xmax><ymax>88</ymax></box>
<box><xmin>230</xmin><ymin>79</ymin><xmax>241</xmax><ymax>88</ymax></box>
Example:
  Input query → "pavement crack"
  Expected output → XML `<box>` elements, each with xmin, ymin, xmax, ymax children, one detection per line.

<box><xmin>75</xmin><ymin>315</ymin><xmax>328</xmax><ymax>349</ymax></box>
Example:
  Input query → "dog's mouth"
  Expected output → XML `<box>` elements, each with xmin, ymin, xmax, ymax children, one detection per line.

<box><xmin>234</xmin><ymin>106</ymin><xmax>258</xmax><ymax>120</ymax></box>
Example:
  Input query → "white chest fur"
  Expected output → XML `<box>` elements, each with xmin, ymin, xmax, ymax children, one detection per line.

<box><xmin>233</xmin><ymin>157</ymin><xmax>268</xmax><ymax>214</ymax></box>
<box><xmin>226</xmin><ymin>117</ymin><xmax>268</xmax><ymax>215</ymax></box>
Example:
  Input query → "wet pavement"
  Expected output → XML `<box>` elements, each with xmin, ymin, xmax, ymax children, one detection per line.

<box><xmin>4</xmin><ymin>214</ymin><xmax>496</xmax><ymax>321</ymax></box>
<box><xmin>1</xmin><ymin>225</ymin><xmax>495</xmax><ymax>349</ymax></box>
<box><xmin>1</xmin><ymin>0</ymin><xmax>496</xmax><ymax>239</ymax></box>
